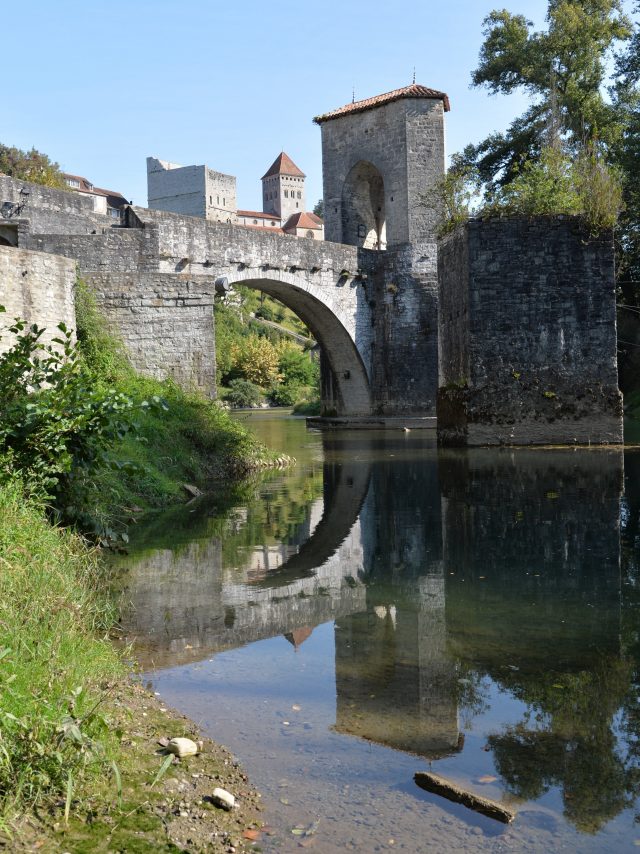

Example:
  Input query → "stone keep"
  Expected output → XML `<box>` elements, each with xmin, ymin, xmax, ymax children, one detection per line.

<box><xmin>437</xmin><ymin>217</ymin><xmax>624</xmax><ymax>446</ymax></box>
<box><xmin>315</xmin><ymin>84</ymin><xmax>449</xmax><ymax>416</ymax></box>
<box><xmin>315</xmin><ymin>84</ymin><xmax>448</xmax><ymax>248</ymax></box>
<box><xmin>147</xmin><ymin>158</ymin><xmax>237</xmax><ymax>224</ymax></box>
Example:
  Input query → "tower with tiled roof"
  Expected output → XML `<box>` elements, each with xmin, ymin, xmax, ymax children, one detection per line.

<box><xmin>261</xmin><ymin>151</ymin><xmax>306</xmax><ymax>222</ymax></box>
<box><xmin>314</xmin><ymin>83</ymin><xmax>448</xmax><ymax>247</ymax></box>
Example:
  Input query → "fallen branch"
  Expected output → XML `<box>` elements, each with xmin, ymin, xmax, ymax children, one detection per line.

<box><xmin>414</xmin><ymin>772</ymin><xmax>516</xmax><ymax>824</ymax></box>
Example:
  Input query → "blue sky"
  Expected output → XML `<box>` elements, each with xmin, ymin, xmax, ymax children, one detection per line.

<box><xmin>2</xmin><ymin>1</ymin><xmax>634</xmax><ymax>211</ymax></box>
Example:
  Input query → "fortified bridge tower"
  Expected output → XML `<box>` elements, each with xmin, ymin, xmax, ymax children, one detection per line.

<box><xmin>314</xmin><ymin>84</ymin><xmax>449</xmax><ymax>419</ymax></box>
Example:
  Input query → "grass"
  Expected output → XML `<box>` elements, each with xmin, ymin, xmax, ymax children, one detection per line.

<box><xmin>0</xmin><ymin>286</ymin><xmax>272</xmax><ymax>843</ymax></box>
<box><xmin>71</xmin><ymin>280</ymin><xmax>274</xmax><ymax>532</ymax></box>
<box><xmin>0</xmin><ymin>480</ymin><xmax>124</xmax><ymax>815</ymax></box>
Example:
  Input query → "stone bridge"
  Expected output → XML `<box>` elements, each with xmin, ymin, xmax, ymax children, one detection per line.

<box><xmin>23</xmin><ymin>202</ymin><xmax>437</xmax><ymax>420</ymax></box>
<box><xmin>2</xmin><ymin>83</ymin><xmax>624</xmax><ymax>440</ymax></box>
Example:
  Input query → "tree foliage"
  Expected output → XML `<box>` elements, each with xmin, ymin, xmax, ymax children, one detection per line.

<box><xmin>612</xmin><ymin>1</ymin><xmax>640</xmax><ymax>296</ymax></box>
<box><xmin>0</xmin><ymin>143</ymin><xmax>66</xmax><ymax>189</ymax></box>
<box><xmin>462</xmin><ymin>1</ymin><xmax>631</xmax><ymax>192</ymax></box>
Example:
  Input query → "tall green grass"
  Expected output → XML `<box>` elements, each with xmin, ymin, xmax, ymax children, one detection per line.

<box><xmin>0</xmin><ymin>480</ymin><xmax>123</xmax><ymax>814</ymax></box>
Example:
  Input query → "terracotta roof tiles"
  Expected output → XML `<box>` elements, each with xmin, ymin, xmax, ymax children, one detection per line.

<box><xmin>237</xmin><ymin>209</ymin><xmax>280</xmax><ymax>220</ymax></box>
<box><xmin>313</xmin><ymin>83</ymin><xmax>450</xmax><ymax>124</ymax></box>
<box><xmin>261</xmin><ymin>152</ymin><xmax>305</xmax><ymax>179</ymax></box>
<box><xmin>283</xmin><ymin>211</ymin><xmax>323</xmax><ymax>230</ymax></box>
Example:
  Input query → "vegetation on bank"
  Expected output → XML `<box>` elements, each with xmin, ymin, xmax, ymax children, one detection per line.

<box><xmin>0</xmin><ymin>282</ymin><xmax>277</xmax><ymax>840</ymax></box>
<box><xmin>0</xmin><ymin>481</ymin><xmax>122</xmax><ymax>819</ymax></box>
<box><xmin>0</xmin><ymin>491</ymin><xmax>261</xmax><ymax>850</ymax></box>
<box><xmin>0</xmin><ymin>281</ymin><xmax>274</xmax><ymax>540</ymax></box>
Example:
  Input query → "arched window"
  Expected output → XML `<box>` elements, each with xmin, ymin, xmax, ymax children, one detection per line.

<box><xmin>306</xmin><ymin>230</ymin><xmax>315</xmax><ymax>239</ymax></box>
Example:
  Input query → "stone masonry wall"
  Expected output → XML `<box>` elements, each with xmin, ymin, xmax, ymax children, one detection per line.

<box><xmin>0</xmin><ymin>245</ymin><xmax>76</xmax><ymax>354</ymax></box>
<box><xmin>320</xmin><ymin>98</ymin><xmax>445</xmax><ymax>247</ymax></box>
<box><xmin>368</xmin><ymin>241</ymin><xmax>439</xmax><ymax>415</ymax></box>
<box><xmin>437</xmin><ymin>217</ymin><xmax>623</xmax><ymax>445</ymax></box>
<box><xmin>85</xmin><ymin>272</ymin><xmax>216</xmax><ymax>394</ymax></box>
<box><xmin>0</xmin><ymin>175</ymin><xmax>116</xmax><ymax>235</ymax></box>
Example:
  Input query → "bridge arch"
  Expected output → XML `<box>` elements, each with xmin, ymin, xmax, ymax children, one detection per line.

<box><xmin>341</xmin><ymin>160</ymin><xmax>386</xmax><ymax>250</ymax></box>
<box><xmin>224</xmin><ymin>270</ymin><xmax>372</xmax><ymax>417</ymax></box>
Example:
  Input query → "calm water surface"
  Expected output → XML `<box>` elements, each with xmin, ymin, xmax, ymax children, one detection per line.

<box><xmin>115</xmin><ymin>411</ymin><xmax>640</xmax><ymax>852</ymax></box>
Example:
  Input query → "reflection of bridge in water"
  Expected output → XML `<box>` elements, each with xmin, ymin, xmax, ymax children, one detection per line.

<box><xmin>119</xmin><ymin>437</ymin><xmax>624</xmax><ymax>767</ymax></box>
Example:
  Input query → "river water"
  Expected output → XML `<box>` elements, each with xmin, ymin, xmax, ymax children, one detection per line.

<box><xmin>115</xmin><ymin>412</ymin><xmax>640</xmax><ymax>852</ymax></box>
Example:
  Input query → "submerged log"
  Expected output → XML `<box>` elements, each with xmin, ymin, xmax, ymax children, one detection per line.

<box><xmin>414</xmin><ymin>772</ymin><xmax>516</xmax><ymax>824</ymax></box>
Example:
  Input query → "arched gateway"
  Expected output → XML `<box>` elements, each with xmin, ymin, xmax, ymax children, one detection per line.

<box><xmin>226</xmin><ymin>272</ymin><xmax>372</xmax><ymax>417</ymax></box>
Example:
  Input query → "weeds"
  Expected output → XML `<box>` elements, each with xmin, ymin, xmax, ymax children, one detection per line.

<box><xmin>0</xmin><ymin>480</ymin><xmax>123</xmax><ymax>815</ymax></box>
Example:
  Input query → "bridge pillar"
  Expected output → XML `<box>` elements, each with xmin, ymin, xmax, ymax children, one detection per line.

<box><xmin>437</xmin><ymin>218</ymin><xmax>624</xmax><ymax>445</ymax></box>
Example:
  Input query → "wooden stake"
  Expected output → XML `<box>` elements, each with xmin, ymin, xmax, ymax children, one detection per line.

<box><xmin>414</xmin><ymin>772</ymin><xmax>516</xmax><ymax>824</ymax></box>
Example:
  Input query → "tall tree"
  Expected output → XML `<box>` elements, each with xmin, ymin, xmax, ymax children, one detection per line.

<box><xmin>462</xmin><ymin>1</ymin><xmax>631</xmax><ymax>192</ymax></box>
<box><xmin>0</xmin><ymin>144</ymin><xmax>66</xmax><ymax>189</ymax></box>
<box><xmin>612</xmin><ymin>2</ymin><xmax>640</xmax><ymax>297</ymax></box>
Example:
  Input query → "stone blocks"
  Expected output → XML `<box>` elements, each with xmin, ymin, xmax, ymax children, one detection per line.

<box><xmin>0</xmin><ymin>245</ymin><xmax>76</xmax><ymax>354</ymax></box>
<box><xmin>437</xmin><ymin>217</ymin><xmax>623</xmax><ymax>446</ymax></box>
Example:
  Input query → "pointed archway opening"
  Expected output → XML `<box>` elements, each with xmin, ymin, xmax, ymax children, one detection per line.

<box><xmin>341</xmin><ymin>160</ymin><xmax>386</xmax><ymax>250</ymax></box>
<box><xmin>227</xmin><ymin>277</ymin><xmax>372</xmax><ymax>418</ymax></box>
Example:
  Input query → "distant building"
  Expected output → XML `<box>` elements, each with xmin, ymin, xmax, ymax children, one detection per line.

<box><xmin>146</xmin><ymin>158</ymin><xmax>237</xmax><ymax>223</ymax></box>
<box><xmin>62</xmin><ymin>173</ymin><xmax>128</xmax><ymax>220</ymax></box>
<box><xmin>262</xmin><ymin>152</ymin><xmax>306</xmax><ymax>220</ymax></box>
<box><xmin>146</xmin><ymin>151</ymin><xmax>323</xmax><ymax>239</ymax></box>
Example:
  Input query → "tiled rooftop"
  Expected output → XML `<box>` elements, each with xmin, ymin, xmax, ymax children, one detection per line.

<box><xmin>313</xmin><ymin>83</ymin><xmax>450</xmax><ymax>124</ymax></box>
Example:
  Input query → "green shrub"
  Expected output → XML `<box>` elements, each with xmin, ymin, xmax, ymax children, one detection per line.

<box><xmin>225</xmin><ymin>378</ymin><xmax>264</xmax><ymax>408</ymax></box>
<box><xmin>268</xmin><ymin>381</ymin><xmax>301</xmax><ymax>407</ymax></box>
<box><xmin>277</xmin><ymin>345</ymin><xmax>318</xmax><ymax>386</ymax></box>
<box><xmin>0</xmin><ymin>307</ymin><xmax>151</xmax><ymax>507</ymax></box>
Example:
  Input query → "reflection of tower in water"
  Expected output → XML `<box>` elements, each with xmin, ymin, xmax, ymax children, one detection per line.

<box><xmin>334</xmin><ymin>451</ymin><xmax>462</xmax><ymax>759</ymax></box>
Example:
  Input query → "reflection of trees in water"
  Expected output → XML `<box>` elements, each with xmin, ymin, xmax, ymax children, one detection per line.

<box><xmin>485</xmin><ymin>657</ymin><xmax>640</xmax><ymax>833</ymax></box>
<box><xmin>439</xmin><ymin>448</ymin><xmax>640</xmax><ymax>834</ymax></box>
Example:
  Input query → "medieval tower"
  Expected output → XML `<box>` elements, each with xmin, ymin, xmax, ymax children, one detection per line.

<box><xmin>314</xmin><ymin>84</ymin><xmax>449</xmax><ymax>248</ymax></box>
<box><xmin>261</xmin><ymin>152</ymin><xmax>307</xmax><ymax>222</ymax></box>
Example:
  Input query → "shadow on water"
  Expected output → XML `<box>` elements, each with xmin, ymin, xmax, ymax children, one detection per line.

<box><xmin>114</xmin><ymin>415</ymin><xmax>640</xmax><ymax>849</ymax></box>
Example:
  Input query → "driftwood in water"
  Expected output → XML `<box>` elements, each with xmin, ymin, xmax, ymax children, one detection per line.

<box><xmin>414</xmin><ymin>772</ymin><xmax>516</xmax><ymax>824</ymax></box>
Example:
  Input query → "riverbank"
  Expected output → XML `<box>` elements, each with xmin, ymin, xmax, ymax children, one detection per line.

<box><xmin>6</xmin><ymin>681</ymin><xmax>264</xmax><ymax>853</ymax></box>
<box><xmin>0</xmin><ymin>288</ymin><xmax>283</xmax><ymax>848</ymax></box>
<box><xmin>0</xmin><ymin>482</ymin><xmax>265</xmax><ymax>852</ymax></box>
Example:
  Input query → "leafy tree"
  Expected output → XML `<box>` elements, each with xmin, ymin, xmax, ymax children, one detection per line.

<box><xmin>231</xmin><ymin>334</ymin><xmax>281</xmax><ymax>386</ymax></box>
<box><xmin>461</xmin><ymin>1</ymin><xmax>631</xmax><ymax>193</ymax></box>
<box><xmin>613</xmin><ymin>1</ymin><xmax>640</xmax><ymax>299</ymax></box>
<box><xmin>313</xmin><ymin>198</ymin><xmax>324</xmax><ymax>219</ymax></box>
<box><xmin>277</xmin><ymin>341</ymin><xmax>318</xmax><ymax>386</ymax></box>
<box><xmin>0</xmin><ymin>143</ymin><xmax>66</xmax><ymax>189</ymax></box>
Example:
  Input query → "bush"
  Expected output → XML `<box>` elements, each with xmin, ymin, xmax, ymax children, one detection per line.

<box><xmin>231</xmin><ymin>335</ymin><xmax>281</xmax><ymax>386</ymax></box>
<box><xmin>268</xmin><ymin>381</ymin><xmax>301</xmax><ymax>407</ymax></box>
<box><xmin>439</xmin><ymin>144</ymin><xmax>624</xmax><ymax>236</ymax></box>
<box><xmin>277</xmin><ymin>343</ymin><xmax>318</xmax><ymax>387</ymax></box>
<box><xmin>225</xmin><ymin>378</ymin><xmax>264</xmax><ymax>408</ymax></box>
<box><xmin>0</xmin><ymin>307</ymin><xmax>150</xmax><ymax>506</ymax></box>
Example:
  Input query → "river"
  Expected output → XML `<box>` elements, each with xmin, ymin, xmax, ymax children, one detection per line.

<box><xmin>115</xmin><ymin>411</ymin><xmax>640</xmax><ymax>852</ymax></box>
